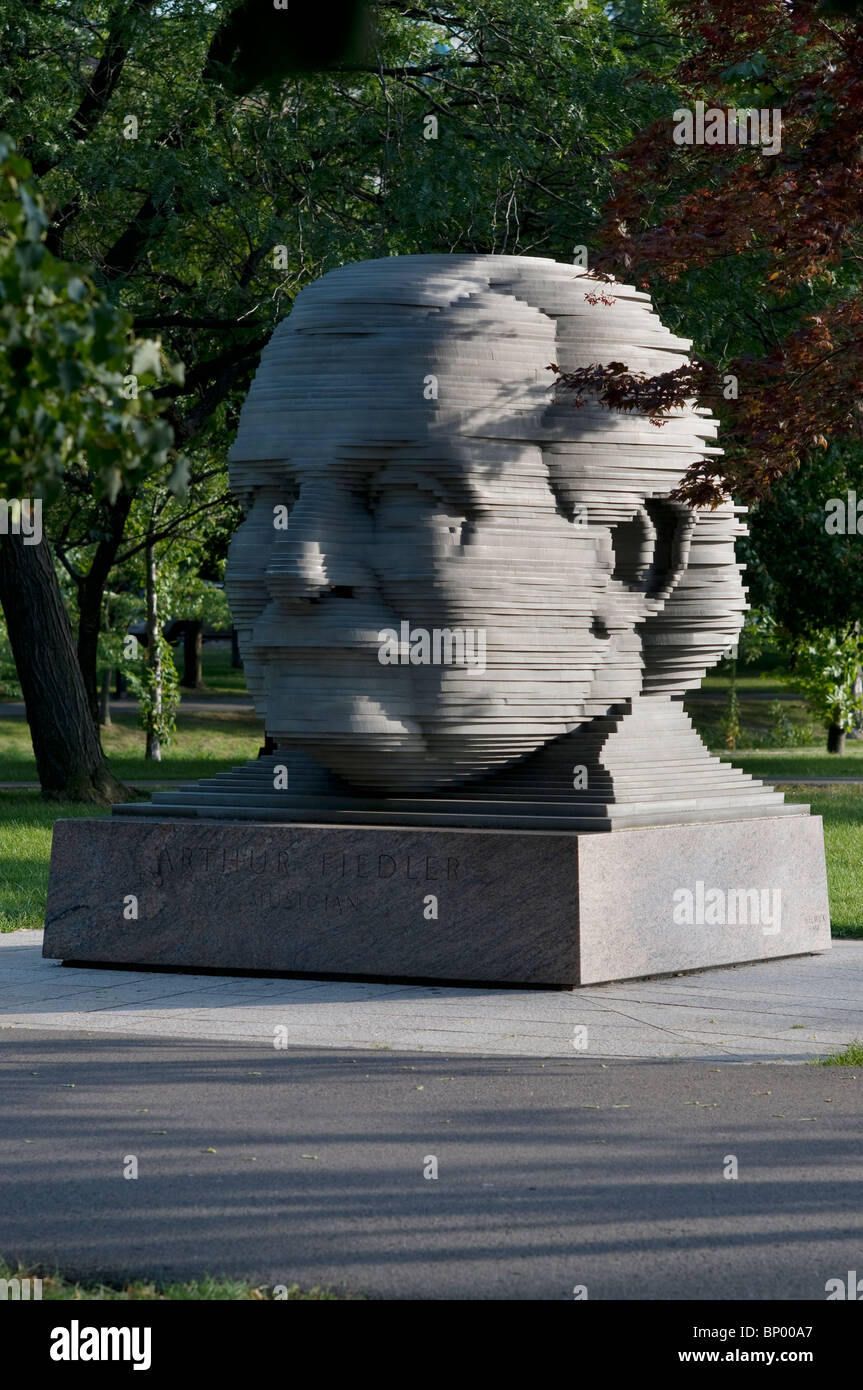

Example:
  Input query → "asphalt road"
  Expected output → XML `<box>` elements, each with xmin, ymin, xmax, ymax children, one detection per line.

<box><xmin>2</xmin><ymin>1030</ymin><xmax>861</xmax><ymax>1300</ymax></box>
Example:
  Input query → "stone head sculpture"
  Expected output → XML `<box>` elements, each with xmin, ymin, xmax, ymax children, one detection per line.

<box><xmin>225</xmin><ymin>254</ymin><xmax>746</xmax><ymax>798</ymax></box>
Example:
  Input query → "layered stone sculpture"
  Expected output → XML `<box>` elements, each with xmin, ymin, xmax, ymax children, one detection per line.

<box><xmin>45</xmin><ymin>254</ymin><xmax>831</xmax><ymax>985</ymax></box>
<box><xmin>124</xmin><ymin>254</ymin><xmax>803</xmax><ymax>828</ymax></box>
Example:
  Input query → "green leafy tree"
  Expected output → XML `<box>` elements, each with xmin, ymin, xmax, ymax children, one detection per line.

<box><xmin>49</xmin><ymin>452</ymin><xmax>232</xmax><ymax>719</ymax></box>
<box><xmin>96</xmin><ymin>586</ymin><xmax>142</xmax><ymax>723</ymax></box>
<box><xmin>0</xmin><ymin>138</ymin><xmax>176</xmax><ymax>500</ymax></box>
<box><xmin>168</xmin><ymin>570</ymin><xmax>231</xmax><ymax>688</ymax></box>
<box><xmin>0</xmin><ymin>0</ymin><xmax>681</xmax><ymax>789</ymax></box>
<box><xmin>126</xmin><ymin>632</ymin><xmax>181</xmax><ymax>760</ymax></box>
<box><xmin>91</xmin><ymin>471</ymin><xmax>233</xmax><ymax>744</ymax></box>
<box><xmin>737</xmin><ymin>444</ymin><xmax>863</xmax><ymax>750</ymax></box>
<box><xmin>788</xmin><ymin>630</ymin><xmax>863</xmax><ymax>754</ymax></box>
<box><xmin>741</xmin><ymin>444</ymin><xmax>863</xmax><ymax>641</ymax></box>
<box><xmin>543</xmin><ymin>0</ymin><xmax>863</xmax><ymax>752</ymax></box>
<box><xmin>0</xmin><ymin>137</ymin><xmax>179</xmax><ymax>800</ymax></box>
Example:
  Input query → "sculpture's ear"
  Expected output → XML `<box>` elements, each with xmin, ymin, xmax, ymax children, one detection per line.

<box><xmin>610</xmin><ymin>497</ymin><xmax>695</xmax><ymax>603</ymax></box>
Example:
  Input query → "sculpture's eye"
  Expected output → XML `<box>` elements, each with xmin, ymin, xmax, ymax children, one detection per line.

<box><xmin>642</xmin><ymin>498</ymin><xmax>682</xmax><ymax>597</ymax></box>
<box><xmin>610</xmin><ymin>507</ymin><xmax>654</xmax><ymax>589</ymax></box>
<box><xmin>610</xmin><ymin>499</ymin><xmax>692</xmax><ymax>600</ymax></box>
<box><xmin>271</xmin><ymin>479</ymin><xmax>300</xmax><ymax>522</ymax></box>
<box><xmin>369</xmin><ymin>475</ymin><xmax>454</xmax><ymax>529</ymax></box>
<box><xmin>350</xmin><ymin>473</ymin><xmax>377</xmax><ymax>513</ymax></box>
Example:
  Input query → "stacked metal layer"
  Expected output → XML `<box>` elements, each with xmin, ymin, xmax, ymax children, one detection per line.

<box><xmin>115</xmin><ymin>254</ymin><xmax>803</xmax><ymax>828</ymax></box>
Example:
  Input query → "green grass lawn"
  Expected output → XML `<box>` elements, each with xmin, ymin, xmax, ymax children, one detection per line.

<box><xmin>0</xmin><ymin>708</ymin><xmax>261</xmax><ymax>783</ymax></box>
<box><xmin>722</xmin><ymin>748</ymin><xmax>863</xmax><ymax>779</ymax></box>
<box><xmin>192</xmin><ymin>639</ymin><xmax>249</xmax><ymax>695</ymax></box>
<box><xmin>685</xmin><ymin>689</ymin><xmax>819</xmax><ymax>748</ymax></box>
<box><xmin>685</xmin><ymin>659</ymin><xmax>863</xmax><ymax>763</ymax></box>
<box><xmin>0</xmin><ymin>793</ymin><xmax>111</xmax><ymax>930</ymax></box>
<box><xmin>0</xmin><ymin>639</ymin><xmax>257</xmax><ymax>783</ymax></box>
<box><xmin>698</xmin><ymin>673</ymin><xmax>797</xmax><ymax>694</ymax></box>
<box><xmin>780</xmin><ymin>785</ymin><xmax>863</xmax><ymax>936</ymax></box>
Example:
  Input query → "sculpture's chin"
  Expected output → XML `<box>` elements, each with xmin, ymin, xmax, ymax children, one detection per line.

<box><xmin>259</xmin><ymin>669</ymin><xmax>579</xmax><ymax>792</ymax></box>
<box><xmin>285</xmin><ymin>736</ymin><xmax>549</xmax><ymax>794</ymax></box>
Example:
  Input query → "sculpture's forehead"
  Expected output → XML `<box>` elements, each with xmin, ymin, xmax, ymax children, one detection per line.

<box><xmin>228</xmin><ymin>253</ymin><xmax>718</xmax><ymax>525</ymax></box>
<box><xmin>289</xmin><ymin>254</ymin><xmax>571</xmax><ymax>319</ymax></box>
<box><xmin>288</xmin><ymin>252</ymin><xmax>640</xmax><ymax>313</ymax></box>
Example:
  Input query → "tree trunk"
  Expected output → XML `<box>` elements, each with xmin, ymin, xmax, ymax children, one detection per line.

<box><xmin>99</xmin><ymin>668</ymin><xmax>113</xmax><ymax>727</ymax></box>
<box><xmin>75</xmin><ymin>490</ymin><xmax>134</xmax><ymax>727</ymax></box>
<box><xmin>144</xmin><ymin>537</ymin><xmax>162</xmax><ymax>761</ymax></box>
<box><xmin>827</xmin><ymin>723</ymin><xmax>846</xmax><ymax>754</ymax></box>
<box><xmin>115</xmin><ymin>667</ymin><xmax>127</xmax><ymax>699</ymax></box>
<box><xmin>231</xmin><ymin>624</ymin><xmax>242</xmax><ymax>669</ymax></box>
<box><xmin>181</xmin><ymin>620</ymin><xmax>203</xmax><ymax>688</ymax></box>
<box><xmin>0</xmin><ymin>534</ymin><xmax>127</xmax><ymax>802</ymax></box>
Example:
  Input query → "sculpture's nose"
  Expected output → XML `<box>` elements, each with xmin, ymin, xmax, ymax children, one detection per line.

<box><xmin>265</xmin><ymin>477</ymin><xmax>363</xmax><ymax>605</ymax></box>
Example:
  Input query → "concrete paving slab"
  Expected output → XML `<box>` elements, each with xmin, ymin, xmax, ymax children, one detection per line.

<box><xmin>2</xmin><ymin>930</ymin><xmax>861</xmax><ymax>1060</ymax></box>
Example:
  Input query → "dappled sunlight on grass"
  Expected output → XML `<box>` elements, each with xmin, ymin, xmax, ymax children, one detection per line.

<box><xmin>0</xmin><ymin>709</ymin><xmax>262</xmax><ymax>783</ymax></box>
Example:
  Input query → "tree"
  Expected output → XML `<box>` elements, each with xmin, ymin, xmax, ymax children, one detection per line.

<box><xmin>0</xmin><ymin>137</ymin><xmax>179</xmax><ymax>800</ymax></box>
<box><xmin>740</xmin><ymin>443</ymin><xmax>863</xmax><ymax>640</ymax></box>
<box><xmin>544</xmin><ymin>0</ymin><xmax>863</xmax><ymax>747</ymax></box>
<box><xmin>83</xmin><ymin>471</ymin><xmax>232</xmax><ymax>747</ymax></box>
<box><xmin>1</xmin><ymin>0</ymin><xmax>682</xmax><ymax>787</ymax></box>
<box><xmin>734</xmin><ymin>443</ymin><xmax>863</xmax><ymax>752</ymax></box>
<box><xmin>49</xmin><ymin>458</ymin><xmax>233</xmax><ymax>721</ymax></box>
<box><xmin>557</xmin><ymin>0</ymin><xmax>863</xmax><ymax>506</ymax></box>
<box><xmin>789</xmin><ymin>630</ymin><xmax>863</xmax><ymax>754</ymax></box>
<box><xmin>168</xmin><ymin>576</ymin><xmax>231</xmax><ymax>689</ymax></box>
<box><xmin>139</xmin><ymin>527</ymin><xmax>178</xmax><ymax>760</ymax></box>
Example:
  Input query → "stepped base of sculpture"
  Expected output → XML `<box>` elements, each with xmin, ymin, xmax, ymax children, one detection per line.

<box><xmin>110</xmin><ymin>698</ymin><xmax>810</xmax><ymax>831</ymax></box>
<box><xmin>43</xmin><ymin>814</ymin><xmax>830</xmax><ymax>986</ymax></box>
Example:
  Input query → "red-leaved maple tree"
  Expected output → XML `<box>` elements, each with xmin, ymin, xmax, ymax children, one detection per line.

<box><xmin>553</xmin><ymin>0</ymin><xmax>863</xmax><ymax>507</ymax></box>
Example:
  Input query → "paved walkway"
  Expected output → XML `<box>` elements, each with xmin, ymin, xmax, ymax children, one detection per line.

<box><xmin>4</xmin><ymin>937</ymin><xmax>863</xmax><ymax>1298</ymax></box>
<box><xmin>3</xmin><ymin>1031</ymin><xmax>861</xmax><ymax>1299</ymax></box>
<box><xmin>3</xmin><ymin>931</ymin><xmax>861</xmax><ymax>1061</ymax></box>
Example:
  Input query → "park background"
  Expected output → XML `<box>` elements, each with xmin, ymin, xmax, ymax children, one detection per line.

<box><xmin>1</xmin><ymin>0</ymin><xmax>862</xmax><ymax>941</ymax></box>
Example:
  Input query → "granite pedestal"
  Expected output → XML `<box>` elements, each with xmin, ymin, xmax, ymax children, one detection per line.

<box><xmin>42</xmin><ymin>814</ymin><xmax>831</xmax><ymax>986</ymax></box>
